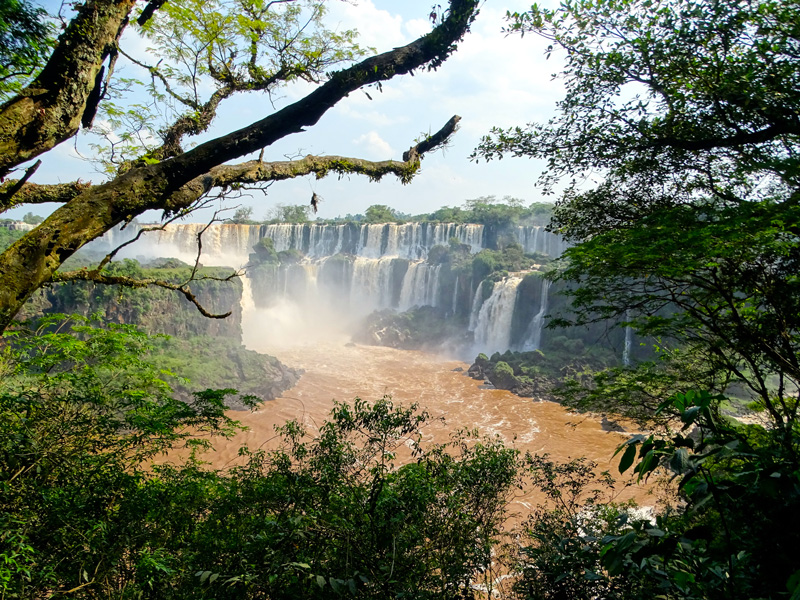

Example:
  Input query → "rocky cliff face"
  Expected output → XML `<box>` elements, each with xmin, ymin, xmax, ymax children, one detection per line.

<box><xmin>21</xmin><ymin>263</ymin><xmax>301</xmax><ymax>406</ymax></box>
<box><xmin>155</xmin><ymin>337</ymin><xmax>301</xmax><ymax>409</ymax></box>
<box><xmin>34</xmin><ymin>268</ymin><xmax>243</xmax><ymax>339</ymax></box>
<box><xmin>354</xmin><ymin>306</ymin><xmax>465</xmax><ymax>351</ymax></box>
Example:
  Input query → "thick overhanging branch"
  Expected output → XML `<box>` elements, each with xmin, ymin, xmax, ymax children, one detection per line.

<box><xmin>155</xmin><ymin>0</ymin><xmax>478</xmax><ymax>184</ymax></box>
<box><xmin>404</xmin><ymin>115</ymin><xmax>460</xmax><ymax>161</ymax></box>
<box><xmin>0</xmin><ymin>0</ymin><xmax>477</xmax><ymax>331</ymax></box>
<box><xmin>166</xmin><ymin>115</ymin><xmax>461</xmax><ymax>211</ymax></box>
<box><xmin>0</xmin><ymin>115</ymin><xmax>460</xmax><ymax>214</ymax></box>
<box><xmin>53</xmin><ymin>270</ymin><xmax>234</xmax><ymax>319</ymax></box>
<box><xmin>137</xmin><ymin>0</ymin><xmax>168</xmax><ymax>27</ymax></box>
<box><xmin>647</xmin><ymin>122</ymin><xmax>800</xmax><ymax>152</ymax></box>
<box><xmin>0</xmin><ymin>180</ymin><xmax>92</xmax><ymax>213</ymax></box>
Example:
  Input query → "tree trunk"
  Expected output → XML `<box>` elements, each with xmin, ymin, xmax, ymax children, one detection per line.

<box><xmin>0</xmin><ymin>0</ymin><xmax>134</xmax><ymax>178</ymax></box>
<box><xmin>0</xmin><ymin>0</ymin><xmax>478</xmax><ymax>331</ymax></box>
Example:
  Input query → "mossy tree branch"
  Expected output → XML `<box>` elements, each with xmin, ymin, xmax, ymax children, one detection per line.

<box><xmin>0</xmin><ymin>0</ymin><xmax>136</xmax><ymax>178</ymax></box>
<box><xmin>52</xmin><ymin>269</ymin><xmax>235</xmax><ymax>319</ymax></box>
<box><xmin>0</xmin><ymin>114</ymin><xmax>459</xmax><ymax>213</ymax></box>
<box><xmin>0</xmin><ymin>0</ymin><xmax>478</xmax><ymax>331</ymax></box>
<box><xmin>0</xmin><ymin>180</ymin><xmax>92</xmax><ymax>212</ymax></box>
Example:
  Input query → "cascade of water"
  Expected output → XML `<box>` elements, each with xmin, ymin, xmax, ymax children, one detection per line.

<box><xmin>398</xmin><ymin>262</ymin><xmax>420</xmax><ymax>310</ymax></box>
<box><xmin>473</xmin><ymin>277</ymin><xmax>523</xmax><ymax>355</ymax></box>
<box><xmin>238</xmin><ymin>273</ymin><xmax>255</xmax><ymax>346</ymax></box>
<box><xmin>521</xmin><ymin>279</ymin><xmax>551</xmax><ymax>351</ymax></box>
<box><xmin>384</xmin><ymin>224</ymin><xmax>404</xmax><ymax>258</ymax></box>
<box><xmin>623</xmin><ymin>310</ymin><xmax>633</xmax><ymax>366</ymax></box>
<box><xmin>350</xmin><ymin>257</ymin><xmax>397</xmax><ymax>313</ymax></box>
<box><xmin>97</xmin><ymin>223</ymin><xmax>261</xmax><ymax>267</ymax></box>
<box><xmin>462</xmin><ymin>224</ymin><xmax>484</xmax><ymax>253</ymax></box>
<box><xmin>398</xmin><ymin>261</ymin><xmax>439</xmax><ymax>310</ymax></box>
<box><xmin>356</xmin><ymin>224</ymin><xmax>380</xmax><ymax>258</ymax></box>
<box><xmin>451</xmin><ymin>276</ymin><xmax>459</xmax><ymax>316</ymax></box>
<box><xmin>515</xmin><ymin>226</ymin><xmax>569</xmax><ymax>258</ymax></box>
<box><xmin>98</xmin><ymin>222</ymin><xmax>497</xmax><ymax>263</ymax></box>
<box><xmin>301</xmin><ymin>262</ymin><xmax>320</xmax><ymax>293</ymax></box>
<box><xmin>240</xmin><ymin>274</ymin><xmax>255</xmax><ymax>314</ymax></box>
<box><xmin>468</xmin><ymin>285</ymin><xmax>484</xmax><ymax>331</ymax></box>
<box><xmin>262</xmin><ymin>224</ymin><xmax>299</xmax><ymax>253</ymax></box>
<box><xmin>623</xmin><ymin>327</ymin><xmax>633</xmax><ymax>366</ymax></box>
<box><xmin>429</xmin><ymin>266</ymin><xmax>441</xmax><ymax>307</ymax></box>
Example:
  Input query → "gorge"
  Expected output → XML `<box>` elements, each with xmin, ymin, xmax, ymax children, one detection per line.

<box><xmin>95</xmin><ymin>221</ymin><xmax>626</xmax><ymax>360</ymax></box>
<box><xmin>103</xmin><ymin>220</ymin><xmax>648</xmax><ymax>507</ymax></box>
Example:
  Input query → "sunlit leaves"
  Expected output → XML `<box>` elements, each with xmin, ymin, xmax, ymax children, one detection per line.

<box><xmin>478</xmin><ymin>0</ymin><xmax>800</xmax><ymax>198</ymax></box>
<box><xmin>0</xmin><ymin>0</ymin><xmax>54</xmax><ymax>100</ymax></box>
<box><xmin>87</xmin><ymin>0</ymin><xmax>369</xmax><ymax>170</ymax></box>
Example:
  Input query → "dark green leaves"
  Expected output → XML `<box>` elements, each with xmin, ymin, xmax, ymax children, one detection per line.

<box><xmin>618</xmin><ymin>440</ymin><xmax>637</xmax><ymax>473</ymax></box>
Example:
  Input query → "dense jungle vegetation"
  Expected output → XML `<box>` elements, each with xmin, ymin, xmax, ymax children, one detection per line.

<box><xmin>2</xmin><ymin>0</ymin><xmax>800</xmax><ymax>598</ymax></box>
<box><xmin>229</xmin><ymin>196</ymin><xmax>555</xmax><ymax>228</ymax></box>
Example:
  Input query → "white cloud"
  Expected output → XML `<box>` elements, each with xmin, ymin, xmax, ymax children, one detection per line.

<box><xmin>352</xmin><ymin>131</ymin><xmax>395</xmax><ymax>158</ymax></box>
<box><xmin>404</xmin><ymin>17</ymin><xmax>431</xmax><ymax>39</ymax></box>
<box><xmin>325</xmin><ymin>0</ymin><xmax>407</xmax><ymax>50</ymax></box>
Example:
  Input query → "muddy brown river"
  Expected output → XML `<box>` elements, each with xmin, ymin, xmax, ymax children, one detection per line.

<box><xmin>193</xmin><ymin>325</ymin><xmax>651</xmax><ymax>508</ymax></box>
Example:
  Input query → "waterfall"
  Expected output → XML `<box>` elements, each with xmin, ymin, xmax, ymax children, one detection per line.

<box><xmin>398</xmin><ymin>262</ymin><xmax>441</xmax><ymax>310</ymax></box>
<box><xmin>240</xmin><ymin>274</ymin><xmax>255</xmax><ymax>315</ymax></box>
<box><xmin>623</xmin><ymin>311</ymin><xmax>633</xmax><ymax>366</ymax></box>
<box><xmin>90</xmin><ymin>221</ymin><xmax>574</xmax><ymax>354</ymax></box>
<box><xmin>515</xmin><ymin>226</ymin><xmax>568</xmax><ymax>258</ymax></box>
<box><xmin>451</xmin><ymin>275</ymin><xmax>459</xmax><ymax>316</ymax></box>
<box><xmin>521</xmin><ymin>278</ymin><xmax>551</xmax><ymax>351</ymax></box>
<box><xmin>95</xmin><ymin>222</ymin><xmax>512</xmax><ymax>263</ymax></box>
<box><xmin>350</xmin><ymin>257</ymin><xmax>397</xmax><ymax>313</ymax></box>
<box><xmin>473</xmin><ymin>277</ymin><xmax>523</xmax><ymax>355</ymax></box>
<box><xmin>238</xmin><ymin>273</ymin><xmax>259</xmax><ymax>348</ymax></box>
<box><xmin>468</xmin><ymin>285</ymin><xmax>485</xmax><ymax>331</ymax></box>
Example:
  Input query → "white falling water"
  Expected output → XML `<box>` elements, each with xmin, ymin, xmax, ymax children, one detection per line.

<box><xmin>623</xmin><ymin>310</ymin><xmax>633</xmax><ymax>366</ymax></box>
<box><xmin>451</xmin><ymin>275</ymin><xmax>459</xmax><ymax>316</ymax></box>
<box><xmin>473</xmin><ymin>277</ymin><xmax>523</xmax><ymax>355</ymax></box>
<box><xmin>468</xmin><ymin>285</ymin><xmax>485</xmax><ymax>332</ymax></box>
<box><xmin>398</xmin><ymin>262</ymin><xmax>441</xmax><ymax>311</ymax></box>
<box><xmin>90</xmin><ymin>222</ymin><xmax>573</xmax><ymax>355</ymax></box>
<box><xmin>521</xmin><ymin>278</ymin><xmax>551</xmax><ymax>351</ymax></box>
<box><xmin>515</xmin><ymin>226</ymin><xmax>569</xmax><ymax>258</ymax></box>
<box><xmin>239</xmin><ymin>273</ymin><xmax>255</xmax><ymax>314</ymax></box>
<box><xmin>350</xmin><ymin>257</ymin><xmax>397</xmax><ymax>313</ymax></box>
<box><xmin>96</xmin><ymin>222</ymin><xmax>573</xmax><ymax>264</ymax></box>
<box><xmin>623</xmin><ymin>327</ymin><xmax>633</xmax><ymax>366</ymax></box>
<box><xmin>96</xmin><ymin>223</ymin><xmax>259</xmax><ymax>268</ymax></box>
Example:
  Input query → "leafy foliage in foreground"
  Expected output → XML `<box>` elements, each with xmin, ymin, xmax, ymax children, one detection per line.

<box><xmin>0</xmin><ymin>0</ymin><xmax>53</xmax><ymax>100</ymax></box>
<box><xmin>0</xmin><ymin>315</ymin><xmax>244</xmax><ymax>596</ymax></box>
<box><xmin>0</xmin><ymin>317</ymin><xmax>519</xmax><ymax>599</ymax></box>
<box><xmin>475</xmin><ymin>0</ymin><xmax>800</xmax><ymax>597</ymax></box>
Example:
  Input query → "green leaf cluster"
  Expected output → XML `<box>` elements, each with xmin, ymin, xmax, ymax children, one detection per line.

<box><xmin>475</xmin><ymin>0</ymin><xmax>800</xmax><ymax>596</ymax></box>
<box><xmin>0</xmin><ymin>0</ymin><xmax>54</xmax><ymax>100</ymax></box>
<box><xmin>0</xmin><ymin>317</ymin><xmax>520</xmax><ymax>598</ymax></box>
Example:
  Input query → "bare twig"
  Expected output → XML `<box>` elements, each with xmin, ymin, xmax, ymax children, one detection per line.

<box><xmin>137</xmin><ymin>0</ymin><xmax>168</xmax><ymax>26</ymax></box>
<box><xmin>0</xmin><ymin>160</ymin><xmax>42</xmax><ymax>209</ymax></box>
<box><xmin>53</xmin><ymin>270</ymin><xmax>235</xmax><ymax>319</ymax></box>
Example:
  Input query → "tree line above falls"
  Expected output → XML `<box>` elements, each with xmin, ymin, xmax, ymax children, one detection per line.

<box><xmin>227</xmin><ymin>196</ymin><xmax>555</xmax><ymax>228</ymax></box>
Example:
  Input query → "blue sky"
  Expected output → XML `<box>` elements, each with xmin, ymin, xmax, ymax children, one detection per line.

<box><xmin>11</xmin><ymin>0</ymin><xmax>565</xmax><ymax>221</ymax></box>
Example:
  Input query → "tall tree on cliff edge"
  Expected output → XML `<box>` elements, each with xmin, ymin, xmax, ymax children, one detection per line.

<box><xmin>0</xmin><ymin>0</ymin><xmax>480</xmax><ymax>331</ymax></box>
<box><xmin>477</xmin><ymin>0</ymin><xmax>800</xmax><ymax>438</ymax></box>
<box><xmin>476</xmin><ymin>0</ymin><xmax>800</xmax><ymax>596</ymax></box>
